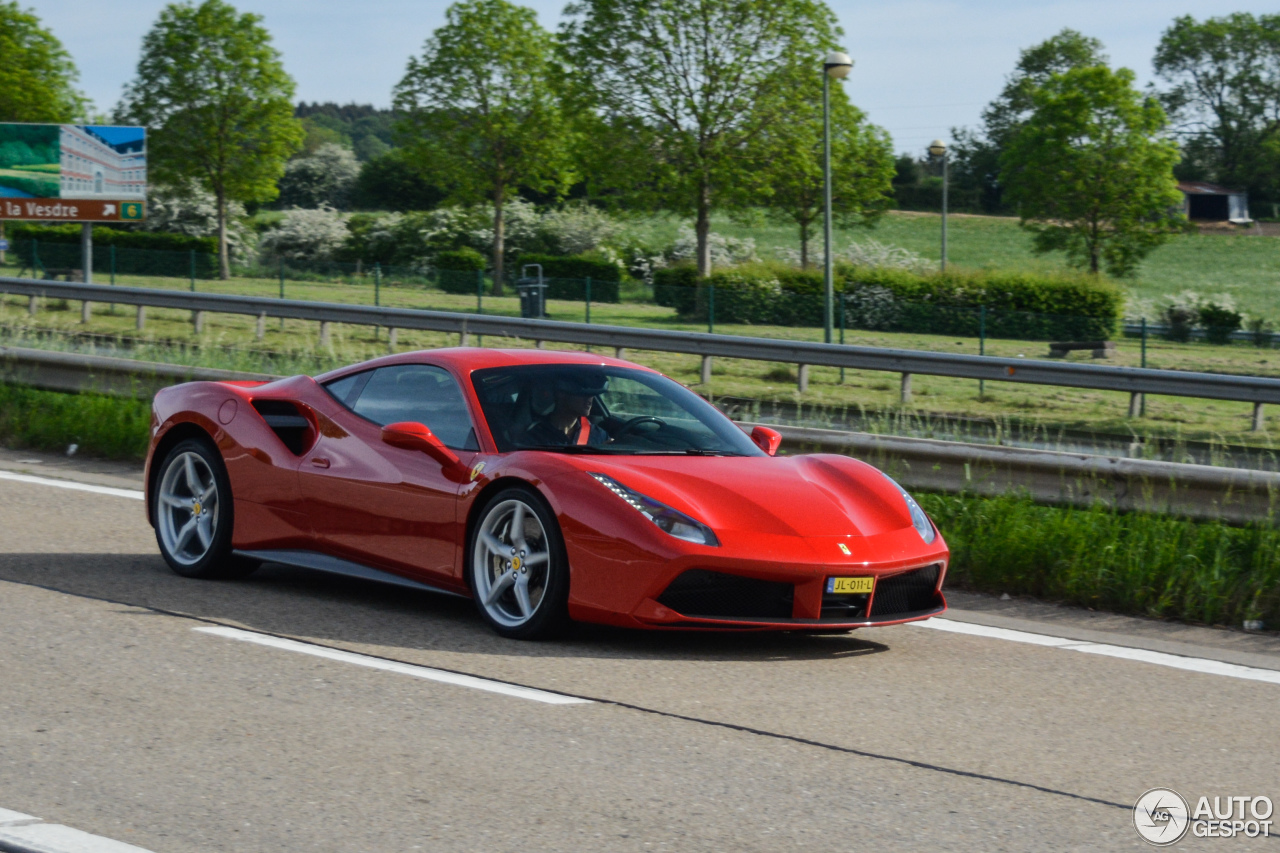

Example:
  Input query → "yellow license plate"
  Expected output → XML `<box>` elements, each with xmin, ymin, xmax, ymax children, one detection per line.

<box><xmin>827</xmin><ymin>576</ymin><xmax>875</xmax><ymax>595</ymax></box>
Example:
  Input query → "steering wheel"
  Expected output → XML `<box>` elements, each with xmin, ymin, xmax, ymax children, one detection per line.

<box><xmin>613</xmin><ymin>416</ymin><xmax>665</xmax><ymax>438</ymax></box>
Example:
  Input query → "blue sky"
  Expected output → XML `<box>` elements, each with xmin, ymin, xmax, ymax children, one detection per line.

<box><xmin>30</xmin><ymin>0</ymin><xmax>1278</xmax><ymax>156</ymax></box>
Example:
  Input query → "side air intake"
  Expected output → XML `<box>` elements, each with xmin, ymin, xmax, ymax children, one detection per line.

<box><xmin>251</xmin><ymin>399</ymin><xmax>313</xmax><ymax>455</ymax></box>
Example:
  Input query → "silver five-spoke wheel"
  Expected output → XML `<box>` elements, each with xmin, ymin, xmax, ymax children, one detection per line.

<box><xmin>157</xmin><ymin>450</ymin><xmax>220</xmax><ymax>567</ymax></box>
<box><xmin>473</xmin><ymin>498</ymin><xmax>551</xmax><ymax>628</ymax></box>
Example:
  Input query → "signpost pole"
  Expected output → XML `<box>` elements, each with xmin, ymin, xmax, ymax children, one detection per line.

<box><xmin>0</xmin><ymin>221</ymin><xmax>6</xmax><ymax>265</ymax></box>
<box><xmin>80</xmin><ymin>223</ymin><xmax>92</xmax><ymax>285</ymax></box>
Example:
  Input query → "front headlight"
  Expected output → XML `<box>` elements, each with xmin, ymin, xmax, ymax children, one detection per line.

<box><xmin>885</xmin><ymin>476</ymin><xmax>936</xmax><ymax>544</ymax></box>
<box><xmin>589</xmin><ymin>472</ymin><xmax>720</xmax><ymax>546</ymax></box>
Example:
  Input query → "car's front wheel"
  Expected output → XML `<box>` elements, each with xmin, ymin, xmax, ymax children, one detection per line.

<box><xmin>468</xmin><ymin>486</ymin><xmax>570</xmax><ymax>640</ymax></box>
<box><xmin>152</xmin><ymin>437</ymin><xmax>257</xmax><ymax>580</ymax></box>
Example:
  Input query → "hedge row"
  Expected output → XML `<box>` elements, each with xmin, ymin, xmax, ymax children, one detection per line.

<box><xmin>11</xmin><ymin>236</ymin><xmax>218</xmax><ymax>279</ymax></box>
<box><xmin>516</xmin><ymin>253</ymin><xmax>621</xmax><ymax>303</ymax></box>
<box><xmin>654</xmin><ymin>264</ymin><xmax>1122</xmax><ymax>341</ymax></box>
<box><xmin>9</xmin><ymin>223</ymin><xmax>218</xmax><ymax>253</ymax></box>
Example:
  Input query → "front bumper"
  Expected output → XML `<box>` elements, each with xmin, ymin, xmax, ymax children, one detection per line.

<box><xmin>629</xmin><ymin>562</ymin><xmax>947</xmax><ymax>631</ymax></box>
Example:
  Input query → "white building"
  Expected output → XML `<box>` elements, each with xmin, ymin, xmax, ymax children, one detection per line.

<box><xmin>59</xmin><ymin>125</ymin><xmax>146</xmax><ymax>200</ymax></box>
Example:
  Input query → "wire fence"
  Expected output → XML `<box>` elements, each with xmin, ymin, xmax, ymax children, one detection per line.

<box><xmin>2</xmin><ymin>239</ymin><xmax>1276</xmax><ymax>382</ymax></box>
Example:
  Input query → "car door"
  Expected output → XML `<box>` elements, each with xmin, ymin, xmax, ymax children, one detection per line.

<box><xmin>298</xmin><ymin>363</ymin><xmax>480</xmax><ymax>585</ymax></box>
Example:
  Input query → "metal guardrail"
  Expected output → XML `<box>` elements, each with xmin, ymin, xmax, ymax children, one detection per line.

<box><xmin>766</xmin><ymin>423</ymin><xmax>1279</xmax><ymax>525</ymax></box>
<box><xmin>4</xmin><ymin>277</ymin><xmax>1280</xmax><ymax>419</ymax></box>
<box><xmin>1</xmin><ymin>345</ymin><xmax>1276</xmax><ymax>525</ymax></box>
<box><xmin>0</xmin><ymin>345</ymin><xmax>273</xmax><ymax>398</ymax></box>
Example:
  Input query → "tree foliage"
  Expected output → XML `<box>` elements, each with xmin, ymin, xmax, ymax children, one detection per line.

<box><xmin>117</xmin><ymin>0</ymin><xmax>303</xmax><ymax>278</ymax></box>
<box><xmin>393</xmin><ymin>0</ymin><xmax>573</xmax><ymax>293</ymax></box>
<box><xmin>278</xmin><ymin>143</ymin><xmax>360</xmax><ymax>209</ymax></box>
<box><xmin>351</xmin><ymin>150</ymin><xmax>445</xmax><ymax>211</ymax></box>
<box><xmin>559</xmin><ymin>0</ymin><xmax>840</xmax><ymax>275</ymax></box>
<box><xmin>0</xmin><ymin>1</ymin><xmax>86</xmax><ymax>122</ymax></box>
<box><xmin>1154</xmin><ymin>13</ymin><xmax>1280</xmax><ymax>202</ymax></box>
<box><xmin>1001</xmin><ymin>66</ymin><xmax>1182</xmax><ymax>277</ymax></box>
<box><xmin>755</xmin><ymin>83</ymin><xmax>893</xmax><ymax>267</ymax></box>
<box><xmin>951</xmin><ymin>29</ymin><xmax>1107</xmax><ymax>214</ymax></box>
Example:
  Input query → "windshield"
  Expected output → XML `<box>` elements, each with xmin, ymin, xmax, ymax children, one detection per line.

<box><xmin>471</xmin><ymin>364</ymin><xmax>764</xmax><ymax>456</ymax></box>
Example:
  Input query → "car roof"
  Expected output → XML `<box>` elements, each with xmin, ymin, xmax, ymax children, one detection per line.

<box><xmin>314</xmin><ymin>347</ymin><xmax>654</xmax><ymax>383</ymax></box>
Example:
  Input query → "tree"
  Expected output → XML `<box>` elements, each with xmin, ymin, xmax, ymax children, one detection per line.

<box><xmin>560</xmin><ymin>0</ymin><xmax>840</xmax><ymax>275</ymax></box>
<box><xmin>0</xmin><ymin>2</ymin><xmax>86</xmax><ymax>122</ymax></box>
<box><xmin>1001</xmin><ymin>66</ymin><xmax>1182</xmax><ymax>276</ymax></box>
<box><xmin>755</xmin><ymin>87</ymin><xmax>893</xmax><ymax>267</ymax></box>
<box><xmin>951</xmin><ymin>29</ymin><xmax>1107</xmax><ymax>214</ymax></box>
<box><xmin>118</xmin><ymin>0</ymin><xmax>303</xmax><ymax>278</ymax></box>
<box><xmin>278</xmin><ymin>143</ymin><xmax>360</xmax><ymax>209</ymax></box>
<box><xmin>393</xmin><ymin>0</ymin><xmax>573</xmax><ymax>294</ymax></box>
<box><xmin>1154</xmin><ymin>13</ymin><xmax>1280</xmax><ymax>203</ymax></box>
<box><xmin>351</xmin><ymin>150</ymin><xmax>445</xmax><ymax>211</ymax></box>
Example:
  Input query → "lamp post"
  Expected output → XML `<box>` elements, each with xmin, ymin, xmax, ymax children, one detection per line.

<box><xmin>928</xmin><ymin>139</ymin><xmax>948</xmax><ymax>272</ymax></box>
<box><xmin>822</xmin><ymin>51</ymin><xmax>853</xmax><ymax>345</ymax></box>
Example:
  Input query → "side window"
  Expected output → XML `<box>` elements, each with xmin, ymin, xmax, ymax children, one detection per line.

<box><xmin>322</xmin><ymin>370</ymin><xmax>371</xmax><ymax>408</ymax></box>
<box><xmin>350</xmin><ymin>364</ymin><xmax>478</xmax><ymax>450</ymax></box>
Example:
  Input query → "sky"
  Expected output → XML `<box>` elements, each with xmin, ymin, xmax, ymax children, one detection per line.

<box><xmin>28</xmin><ymin>0</ymin><xmax>1279</xmax><ymax>156</ymax></box>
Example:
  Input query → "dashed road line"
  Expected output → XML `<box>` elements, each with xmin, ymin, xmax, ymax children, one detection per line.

<box><xmin>194</xmin><ymin>625</ymin><xmax>592</xmax><ymax>705</ymax></box>
<box><xmin>0</xmin><ymin>806</ymin><xmax>155</xmax><ymax>853</ymax></box>
<box><xmin>0</xmin><ymin>470</ymin><xmax>143</xmax><ymax>501</ymax></box>
<box><xmin>916</xmin><ymin>618</ymin><xmax>1280</xmax><ymax>686</ymax></box>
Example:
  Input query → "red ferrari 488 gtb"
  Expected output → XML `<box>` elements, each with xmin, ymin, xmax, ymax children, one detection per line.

<box><xmin>145</xmin><ymin>348</ymin><xmax>948</xmax><ymax>638</ymax></box>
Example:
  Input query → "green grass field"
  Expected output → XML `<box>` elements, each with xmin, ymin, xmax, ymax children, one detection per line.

<box><xmin>622</xmin><ymin>210</ymin><xmax>1280</xmax><ymax>319</ymax></box>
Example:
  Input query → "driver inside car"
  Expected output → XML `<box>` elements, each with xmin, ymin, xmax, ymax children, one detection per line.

<box><xmin>524</xmin><ymin>370</ymin><xmax>610</xmax><ymax>447</ymax></box>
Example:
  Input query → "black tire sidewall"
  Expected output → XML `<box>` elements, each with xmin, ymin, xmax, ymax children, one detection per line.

<box><xmin>468</xmin><ymin>486</ymin><xmax>570</xmax><ymax>640</ymax></box>
<box><xmin>153</xmin><ymin>436</ymin><xmax>245</xmax><ymax>579</ymax></box>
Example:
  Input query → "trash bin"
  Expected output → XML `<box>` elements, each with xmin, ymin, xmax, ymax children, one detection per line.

<box><xmin>516</xmin><ymin>264</ymin><xmax>547</xmax><ymax>318</ymax></box>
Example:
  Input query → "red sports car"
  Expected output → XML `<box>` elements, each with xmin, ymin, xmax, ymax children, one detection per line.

<box><xmin>145</xmin><ymin>348</ymin><xmax>948</xmax><ymax>639</ymax></box>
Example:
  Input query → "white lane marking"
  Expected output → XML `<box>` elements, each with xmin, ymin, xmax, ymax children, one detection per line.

<box><xmin>0</xmin><ymin>470</ymin><xmax>144</xmax><ymax>501</ymax></box>
<box><xmin>195</xmin><ymin>626</ymin><xmax>592</xmax><ymax>705</ymax></box>
<box><xmin>916</xmin><ymin>617</ymin><xmax>1280</xmax><ymax>686</ymax></box>
<box><xmin>0</xmin><ymin>807</ymin><xmax>39</xmax><ymax>827</ymax></box>
<box><xmin>0</xmin><ymin>815</ymin><xmax>155</xmax><ymax>852</ymax></box>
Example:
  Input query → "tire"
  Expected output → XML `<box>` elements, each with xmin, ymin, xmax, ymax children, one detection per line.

<box><xmin>151</xmin><ymin>437</ymin><xmax>258</xmax><ymax>580</ymax></box>
<box><xmin>468</xmin><ymin>486</ymin><xmax>570</xmax><ymax>640</ymax></box>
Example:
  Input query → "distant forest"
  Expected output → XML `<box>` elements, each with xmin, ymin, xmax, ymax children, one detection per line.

<box><xmin>293</xmin><ymin>102</ymin><xmax>395</xmax><ymax>162</ymax></box>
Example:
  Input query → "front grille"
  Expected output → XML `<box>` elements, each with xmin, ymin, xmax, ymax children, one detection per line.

<box><xmin>657</xmin><ymin>570</ymin><xmax>794</xmax><ymax>619</ymax></box>
<box><xmin>869</xmin><ymin>564</ymin><xmax>941</xmax><ymax>619</ymax></box>
<box><xmin>820</xmin><ymin>593</ymin><xmax>870</xmax><ymax>621</ymax></box>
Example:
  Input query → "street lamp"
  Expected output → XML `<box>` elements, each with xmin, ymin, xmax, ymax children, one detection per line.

<box><xmin>822</xmin><ymin>50</ymin><xmax>853</xmax><ymax>345</ymax></box>
<box><xmin>928</xmin><ymin>138</ymin><xmax>948</xmax><ymax>272</ymax></box>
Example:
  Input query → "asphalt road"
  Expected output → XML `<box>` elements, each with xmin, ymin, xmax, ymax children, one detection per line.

<box><xmin>1</xmin><ymin>449</ymin><xmax>1278</xmax><ymax>852</ymax></box>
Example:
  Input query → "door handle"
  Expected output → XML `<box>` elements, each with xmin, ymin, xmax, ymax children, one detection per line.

<box><xmin>311</xmin><ymin>457</ymin><xmax>330</xmax><ymax>469</ymax></box>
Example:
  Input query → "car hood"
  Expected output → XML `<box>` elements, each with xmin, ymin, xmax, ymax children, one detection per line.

<box><xmin>549</xmin><ymin>453</ymin><xmax>913</xmax><ymax>539</ymax></box>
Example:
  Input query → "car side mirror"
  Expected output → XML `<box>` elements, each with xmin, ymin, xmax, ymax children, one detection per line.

<box><xmin>382</xmin><ymin>421</ymin><xmax>466</xmax><ymax>476</ymax></box>
<box><xmin>750</xmin><ymin>425</ymin><xmax>782</xmax><ymax>456</ymax></box>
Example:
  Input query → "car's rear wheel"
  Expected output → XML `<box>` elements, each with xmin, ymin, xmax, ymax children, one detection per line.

<box><xmin>469</xmin><ymin>487</ymin><xmax>569</xmax><ymax>640</ymax></box>
<box><xmin>152</xmin><ymin>437</ymin><xmax>257</xmax><ymax>580</ymax></box>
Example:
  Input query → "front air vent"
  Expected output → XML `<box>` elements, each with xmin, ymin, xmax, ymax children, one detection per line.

<box><xmin>868</xmin><ymin>564</ymin><xmax>942</xmax><ymax>619</ymax></box>
<box><xmin>251</xmin><ymin>399</ymin><xmax>313</xmax><ymax>455</ymax></box>
<box><xmin>657</xmin><ymin>570</ymin><xmax>794</xmax><ymax>619</ymax></box>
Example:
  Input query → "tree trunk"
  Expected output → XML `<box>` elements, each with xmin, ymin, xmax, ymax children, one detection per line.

<box><xmin>216</xmin><ymin>188</ymin><xmax>229</xmax><ymax>280</ymax></box>
<box><xmin>492</xmin><ymin>187</ymin><xmax>505</xmax><ymax>297</ymax></box>
<box><xmin>695</xmin><ymin>180</ymin><xmax>711</xmax><ymax>277</ymax></box>
<box><xmin>799</xmin><ymin>220</ymin><xmax>810</xmax><ymax>269</ymax></box>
